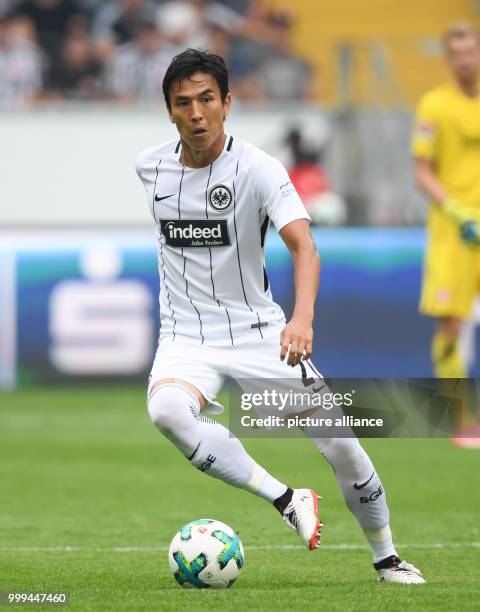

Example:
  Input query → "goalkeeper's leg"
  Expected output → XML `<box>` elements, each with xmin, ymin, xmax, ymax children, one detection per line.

<box><xmin>435</xmin><ymin>317</ymin><xmax>480</xmax><ymax>445</ymax></box>
<box><xmin>432</xmin><ymin>316</ymin><xmax>466</xmax><ymax>378</ymax></box>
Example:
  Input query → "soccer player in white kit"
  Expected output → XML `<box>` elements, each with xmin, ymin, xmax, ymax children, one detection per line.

<box><xmin>135</xmin><ymin>49</ymin><xmax>424</xmax><ymax>584</ymax></box>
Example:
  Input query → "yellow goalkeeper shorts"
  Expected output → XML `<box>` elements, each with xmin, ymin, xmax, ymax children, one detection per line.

<box><xmin>420</xmin><ymin>212</ymin><xmax>480</xmax><ymax>319</ymax></box>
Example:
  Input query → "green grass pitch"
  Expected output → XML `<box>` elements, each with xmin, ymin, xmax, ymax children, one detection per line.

<box><xmin>0</xmin><ymin>386</ymin><xmax>479</xmax><ymax>611</ymax></box>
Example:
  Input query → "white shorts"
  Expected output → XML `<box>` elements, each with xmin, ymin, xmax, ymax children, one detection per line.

<box><xmin>148</xmin><ymin>324</ymin><xmax>325</xmax><ymax>416</ymax></box>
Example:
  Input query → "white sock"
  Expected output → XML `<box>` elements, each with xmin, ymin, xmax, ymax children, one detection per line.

<box><xmin>364</xmin><ymin>525</ymin><xmax>398</xmax><ymax>564</ymax></box>
<box><xmin>147</xmin><ymin>384</ymin><xmax>287</xmax><ymax>502</ymax></box>
<box><xmin>244</xmin><ymin>463</ymin><xmax>288</xmax><ymax>502</ymax></box>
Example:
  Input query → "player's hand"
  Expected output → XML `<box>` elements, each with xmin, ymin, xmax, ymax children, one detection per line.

<box><xmin>443</xmin><ymin>198</ymin><xmax>468</xmax><ymax>225</ymax></box>
<box><xmin>280</xmin><ymin>318</ymin><xmax>313</xmax><ymax>367</ymax></box>
<box><xmin>443</xmin><ymin>199</ymin><xmax>480</xmax><ymax>246</ymax></box>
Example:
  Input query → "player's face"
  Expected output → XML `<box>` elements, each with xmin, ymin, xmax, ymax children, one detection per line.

<box><xmin>446</xmin><ymin>35</ymin><xmax>480</xmax><ymax>84</ymax></box>
<box><xmin>168</xmin><ymin>72</ymin><xmax>231</xmax><ymax>153</ymax></box>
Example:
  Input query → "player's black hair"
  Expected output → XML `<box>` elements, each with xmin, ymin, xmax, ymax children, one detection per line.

<box><xmin>162</xmin><ymin>48</ymin><xmax>229</xmax><ymax>111</ymax></box>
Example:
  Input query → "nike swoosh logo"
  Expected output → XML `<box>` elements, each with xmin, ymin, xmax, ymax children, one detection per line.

<box><xmin>353</xmin><ymin>471</ymin><xmax>375</xmax><ymax>490</ymax></box>
<box><xmin>187</xmin><ymin>441</ymin><xmax>201</xmax><ymax>462</ymax></box>
<box><xmin>155</xmin><ymin>193</ymin><xmax>176</xmax><ymax>202</ymax></box>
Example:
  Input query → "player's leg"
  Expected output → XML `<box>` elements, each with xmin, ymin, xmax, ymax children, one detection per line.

<box><xmin>432</xmin><ymin>316</ymin><xmax>466</xmax><ymax>377</ymax></box>
<box><xmin>147</xmin><ymin>377</ymin><xmax>287</xmax><ymax>501</ymax></box>
<box><xmin>297</xmin><ymin>375</ymin><xmax>423</xmax><ymax>581</ymax></box>
<box><xmin>420</xmin><ymin>225</ymin><xmax>480</xmax><ymax>446</ymax></box>
<box><xmin>304</xmin><ymin>429</ymin><xmax>391</xmax><ymax>548</ymax></box>
<box><xmin>420</xmin><ymin>223</ymin><xmax>474</xmax><ymax>378</ymax></box>
<box><xmin>301</xmin><ymin>389</ymin><xmax>424</xmax><ymax>581</ymax></box>
<box><xmin>148</xmin><ymin>377</ymin><xmax>324</xmax><ymax>546</ymax></box>
<box><xmin>229</xmin><ymin>328</ymin><xmax>424</xmax><ymax>580</ymax></box>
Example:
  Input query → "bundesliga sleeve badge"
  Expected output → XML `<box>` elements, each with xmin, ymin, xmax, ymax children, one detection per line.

<box><xmin>415</xmin><ymin>121</ymin><xmax>435</xmax><ymax>141</ymax></box>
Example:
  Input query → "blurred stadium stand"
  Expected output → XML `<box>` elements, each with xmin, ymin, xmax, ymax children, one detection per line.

<box><xmin>1</xmin><ymin>0</ymin><xmax>478</xmax><ymax>107</ymax></box>
<box><xmin>269</xmin><ymin>0</ymin><xmax>479</xmax><ymax>107</ymax></box>
<box><xmin>0</xmin><ymin>0</ymin><xmax>317</xmax><ymax>105</ymax></box>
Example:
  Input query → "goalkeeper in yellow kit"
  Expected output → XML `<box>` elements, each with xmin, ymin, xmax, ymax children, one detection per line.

<box><xmin>413</xmin><ymin>22</ymin><xmax>480</xmax><ymax>444</ymax></box>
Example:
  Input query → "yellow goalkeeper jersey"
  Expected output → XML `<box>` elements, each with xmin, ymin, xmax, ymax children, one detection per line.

<box><xmin>412</xmin><ymin>83</ymin><xmax>480</xmax><ymax>208</ymax></box>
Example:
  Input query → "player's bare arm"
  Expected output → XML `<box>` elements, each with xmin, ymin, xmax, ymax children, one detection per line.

<box><xmin>278</xmin><ymin>219</ymin><xmax>320</xmax><ymax>367</ymax></box>
<box><xmin>415</xmin><ymin>157</ymin><xmax>480</xmax><ymax>244</ymax></box>
<box><xmin>414</xmin><ymin>158</ymin><xmax>447</xmax><ymax>204</ymax></box>
<box><xmin>416</xmin><ymin>156</ymin><xmax>480</xmax><ymax>246</ymax></box>
<box><xmin>415</xmin><ymin>157</ymin><xmax>474</xmax><ymax>337</ymax></box>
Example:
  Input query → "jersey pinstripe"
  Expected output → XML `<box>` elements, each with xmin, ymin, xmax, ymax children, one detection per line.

<box><xmin>135</xmin><ymin>135</ymin><xmax>310</xmax><ymax>346</ymax></box>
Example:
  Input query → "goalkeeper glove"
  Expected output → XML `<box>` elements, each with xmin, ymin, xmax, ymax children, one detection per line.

<box><xmin>443</xmin><ymin>198</ymin><xmax>480</xmax><ymax>246</ymax></box>
<box><xmin>460</xmin><ymin>221</ymin><xmax>480</xmax><ymax>245</ymax></box>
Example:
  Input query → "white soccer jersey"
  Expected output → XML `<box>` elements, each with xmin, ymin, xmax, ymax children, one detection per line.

<box><xmin>135</xmin><ymin>135</ymin><xmax>310</xmax><ymax>346</ymax></box>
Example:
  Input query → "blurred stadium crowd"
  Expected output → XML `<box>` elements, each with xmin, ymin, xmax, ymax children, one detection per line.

<box><xmin>0</xmin><ymin>0</ymin><xmax>316</xmax><ymax>108</ymax></box>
